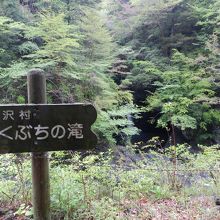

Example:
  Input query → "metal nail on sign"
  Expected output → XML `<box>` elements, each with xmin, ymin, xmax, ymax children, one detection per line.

<box><xmin>0</xmin><ymin>103</ymin><xmax>97</xmax><ymax>153</ymax></box>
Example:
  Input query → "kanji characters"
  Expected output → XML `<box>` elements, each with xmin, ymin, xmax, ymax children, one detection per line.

<box><xmin>3</xmin><ymin>110</ymin><xmax>14</xmax><ymax>121</ymax></box>
<box><xmin>19</xmin><ymin>110</ymin><xmax>31</xmax><ymax>120</ymax></box>
<box><xmin>67</xmin><ymin>123</ymin><xmax>83</xmax><ymax>139</ymax></box>
<box><xmin>2</xmin><ymin>110</ymin><xmax>31</xmax><ymax>121</ymax></box>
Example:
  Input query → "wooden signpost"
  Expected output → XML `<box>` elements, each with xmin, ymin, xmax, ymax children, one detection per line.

<box><xmin>0</xmin><ymin>104</ymin><xmax>97</xmax><ymax>153</ymax></box>
<box><xmin>0</xmin><ymin>69</ymin><xmax>97</xmax><ymax>220</ymax></box>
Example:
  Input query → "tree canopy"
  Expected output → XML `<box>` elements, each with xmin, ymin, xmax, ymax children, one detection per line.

<box><xmin>0</xmin><ymin>0</ymin><xmax>220</xmax><ymax>146</ymax></box>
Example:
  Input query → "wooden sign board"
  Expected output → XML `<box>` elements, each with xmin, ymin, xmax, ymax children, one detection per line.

<box><xmin>0</xmin><ymin>104</ymin><xmax>97</xmax><ymax>153</ymax></box>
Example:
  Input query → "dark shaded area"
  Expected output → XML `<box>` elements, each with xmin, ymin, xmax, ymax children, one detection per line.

<box><xmin>131</xmin><ymin>111</ymin><xmax>168</xmax><ymax>145</ymax></box>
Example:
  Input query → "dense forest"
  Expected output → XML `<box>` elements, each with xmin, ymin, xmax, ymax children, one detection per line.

<box><xmin>0</xmin><ymin>0</ymin><xmax>220</xmax><ymax>219</ymax></box>
<box><xmin>0</xmin><ymin>0</ymin><xmax>220</xmax><ymax>147</ymax></box>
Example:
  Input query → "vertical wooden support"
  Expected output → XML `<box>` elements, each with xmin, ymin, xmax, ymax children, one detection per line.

<box><xmin>27</xmin><ymin>69</ymin><xmax>50</xmax><ymax>220</ymax></box>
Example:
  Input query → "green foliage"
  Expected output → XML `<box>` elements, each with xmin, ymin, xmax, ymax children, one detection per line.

<box><xmin>103</xmin><ymin>0</ymin><xmax>220</xmax><ymax>144</ymax></box>
<box><xmin>102</xmin><ymin>0</ymin><xmax>137</xmax><ymax>40</ymax></box>
<box><xmin>35</xmin><ymin>0</ymin><xmax>101</xmax><ymax>24</ymax></box>
<box><xmin>25</xmin><ymin>13</ymin><xmax>80</xmax><ymax>69</ymax></box>
<box><xmin>17</xmin><ymin>95</ymin><xmax>25</xmax><ymax>104</ymax></box>
<box><xmin>0</xmin><ymin>16</ymin><xmax>26</xmax><ymax>67</ymax></box>
<box><xmin>18</xmin><ymin>41</ymin><xmax>39</xmax><ymax>55</ymax></box>
<box><xmin>1</xmin><ymin>146</ymin><xmax>220</xmax><ymax>219</ymax></box>
<box><xmin>0</xmin><ymin>0</ymin><xmax>28</xmax><ymax>21</ymax></box>
<box><xmin>78</xmin><ymin>8</ymin><xmax>116</xmax><ymax>68</ymax></box>
<box><xmin>0</xmin><ymin>0</ymin><xmax>219</xmax><ymax>147</ymax></box>
<box><xmin>94</xmin><ymin>103</ymin><xmax>140</xmax><ymax>145</ymax></box>
<box><xmin>0</xmin><ymin>1</ymin><xmax>132</xmax><ymax>146</ymax></box>
<box><xmin>14</xmin><ymin>204</ymin><xmax>33</xmax><ymax>218</ymax></box>
<box><xmin>1</xmin><ymin>1</ymin><xmax>220</xmax><ymax>219</ymax></box>
<box><xmin>126</xmin><ymin>60</ymin><xmax>161</xmax><ymax>91</ymax></box>
<box><xmin>147</xmin><ymin>50</ymin><xmax>215</xmax><ymax>132</ymax></box>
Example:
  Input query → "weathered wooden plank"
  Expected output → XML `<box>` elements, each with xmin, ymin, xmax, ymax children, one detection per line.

<box><xmin>0</xmin><ymin>104</ymin><xmax>97</xmax><ymax>153</ymax></box>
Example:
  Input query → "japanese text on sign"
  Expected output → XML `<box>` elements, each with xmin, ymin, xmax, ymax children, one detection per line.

<box><xmin>3</xmin><ymin>110</ymin><xmax>31</xmax><ymax>121</ymax></box>
<box><xmin>0</xmin><ymin>104</ymin><xmax>97</xmax><ymax>153</ymax></box>
<box><xmin>1</xmin><ymin>109</ymin><xmax>84</xmax><ymax>141</ymax></box>
<box><xmin>0</xmin><ymin>124</ymin><xmax>84</xmax><ymax>141</ymax></box>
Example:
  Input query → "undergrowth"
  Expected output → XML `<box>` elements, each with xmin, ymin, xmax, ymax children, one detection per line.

<box><xmin>0</xmin><ymin>144</ymin><xmax>220</xmax><ymax>219</ymax></box>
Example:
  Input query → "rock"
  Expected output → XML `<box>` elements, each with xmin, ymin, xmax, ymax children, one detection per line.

<box><xmin>215</xmin><ymin>198</ymin><xmax>220</xmax><ymax>206</ymax></box>
<box><xmin>213</xmin><ymin>126</ymin><xmax>220</xmax><ymax>144</ymax></box>
<box><xmin>0</xmin><ymin>208</ymin><xmax>7</xmax><ymax>216</ymax></box>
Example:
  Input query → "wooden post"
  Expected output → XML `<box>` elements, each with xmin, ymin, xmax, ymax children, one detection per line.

<box><xmin>27</xmin><ymin>69</ymin><xmax>50</xmax><ymax>220</ymax></box>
